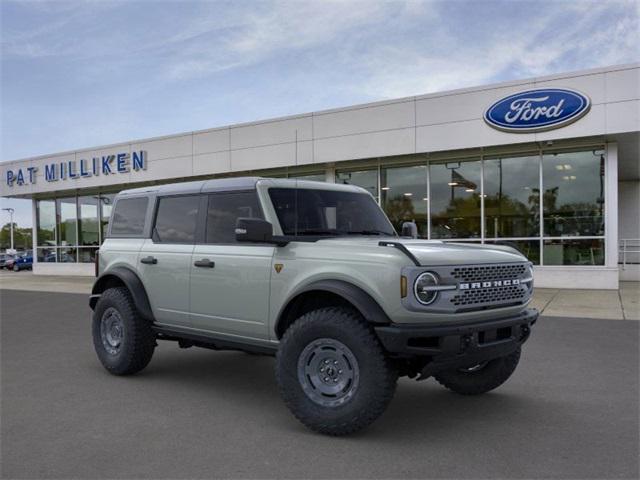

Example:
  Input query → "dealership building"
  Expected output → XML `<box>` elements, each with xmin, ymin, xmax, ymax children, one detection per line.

<box><xmin>1</xmin><ymin>63</ymin><xmax>638</xmax><ymax>289</ymax></box>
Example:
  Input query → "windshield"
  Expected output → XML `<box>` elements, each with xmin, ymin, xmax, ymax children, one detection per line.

<box><xmin>269</xmin><ymin>188</ymin><xmax>397</xmax><ymax>237</ymax></box>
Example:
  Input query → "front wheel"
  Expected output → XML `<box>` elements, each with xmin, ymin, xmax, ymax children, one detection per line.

<box><xmin>434</xmin><ymin>348</ymin><xmax>521</xmax><ymax>395</ymax></box>
<box><xmin>12</xmin><ymin>264</ymin><xmax>19</xmax><ymax>272</ymax></box>
<box><xmin>276</xmin><ymin>307</ymin><xmax>397</xmax><ymax>436</ymax></box>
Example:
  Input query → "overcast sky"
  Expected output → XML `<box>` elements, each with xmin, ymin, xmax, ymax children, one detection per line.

<box><xmin>1</xmin><ymin>0</ymin><xmax>639</xmax><ymax>228</ymax></box>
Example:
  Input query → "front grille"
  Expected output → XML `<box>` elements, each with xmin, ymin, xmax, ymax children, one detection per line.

<box><xmin>451</xmin><ymin>264</ymin><xmax>527</xmax><ymax>283</ymax></box>
<box><xmin>451</xmin><ymin>284</ymin><xmax>527</xmax><ymax>307</ymax></box>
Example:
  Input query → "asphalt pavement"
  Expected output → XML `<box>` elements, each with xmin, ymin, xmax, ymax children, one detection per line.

<box><xmin>1</xmin><ymin>289</ymin><xmax>638</xmax><ymax>479</ymax></box>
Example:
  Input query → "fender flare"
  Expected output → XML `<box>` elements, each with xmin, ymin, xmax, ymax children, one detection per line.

<box><xmin>89</xmin><ymin>266</ymin><xmax>154</xmax><ymax>321</ymax></box>
<box><xmin>275</xmin><ymin>279</ymin><xmax>391</xmax><ymax>337</ymax></box>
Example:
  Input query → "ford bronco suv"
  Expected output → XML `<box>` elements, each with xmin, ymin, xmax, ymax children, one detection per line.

<box><xmin>90</xmin><ymin>177</ymin><xmax>537</xmax><ymax>435</ymax></box>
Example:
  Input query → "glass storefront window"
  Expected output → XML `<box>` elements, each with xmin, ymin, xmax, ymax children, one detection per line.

<box><xmin>78</xmin><ymin>247</ymin><xmax>98</xmax><ymax>263</ymax></box>
<box><xmin>430</xmin><ymin>159</ymin><xmax>481</xmax><ymax>238</ymax></box>
<box><xmin>542</xmin><ymin>150</ymin><xmax>605</xmax><ymax>237</ymax></box>
<box><xmin>543</xmin><ymin>238</ymin><xmax>604</xmax><ymax>265</ymax></box>
<box><xmin>56</xmin><ymin>197</ymin><xmax>77</xmax><ymax>246</ymax></box>
<box><xmin>381</xmin><ymin>165</ymin><xmax>428</xmax><ymax>238</ymax></box>
<box><xmin>100</xmin><ymin>194</ymin><xmax>115</xmax><ymax>242</ymax></box>
<box><xmin>484</xmin><ymin>155</ymin><xmax>540</xmax><ymax>238</ymax></box>
<box><xmin>78</xmin><ymin>196</ymin><xmax>99</xmax><ymax>246</ymax></box>
<box><xmin>336</xmin><ymin>169</ymin><xmax>378</xmax><ymax>200</ymax></box>
<box><xmin>36</xmin><ymin>200</ymin><xmax>56</xmax><ymax>246</ymax></box>
<box><xmin>37</xmin><ymin>247</ymin><xmax>56</xmax><ymax>263</ymax></box>
<box><xmin>58</xmin><ymin>246</ymin><xmax>77</xmax><ymax>263</ymax></box>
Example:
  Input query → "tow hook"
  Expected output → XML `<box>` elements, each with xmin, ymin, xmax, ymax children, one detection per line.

<box><xmin>461</xmin><ymin>334</ymin><xmax>473</xmax><ymax>352</ymax></box>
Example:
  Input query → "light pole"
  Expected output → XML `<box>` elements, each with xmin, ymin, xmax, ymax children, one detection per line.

<box><xmin>2</xmin><ymin>207</ymin><xmax>15</xmax><ymax>251</ymax></box>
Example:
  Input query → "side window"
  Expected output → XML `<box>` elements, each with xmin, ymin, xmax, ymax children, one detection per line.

<box><xmin>206</xmin><ymin>192</ymin><xmax>262</xmax><ymax>244</ymax></box>
<box><xmin>153</xmin><ymin>195</ymin><xmax>200</xmax><ymax>244</ymax></box>
<box><xmin>110</xmin><ymin>197</ymin><xmax>148</xmax><ymax>236</ymax></box>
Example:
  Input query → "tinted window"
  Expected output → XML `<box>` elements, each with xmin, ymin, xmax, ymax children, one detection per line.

<box><xmin>206</xmin><ymin>192</ymin><xmax>262</xmax><ymax>243</ymax></box>
<box><xmin>154</xmin><ymin>195</ymin><xmax>200</xmax><ymax>243</ymax></box>
<box><xmin>110</xmin><ymin>197</ymin><xmax>148</xmax><ymax>236</ymax></box>
<box><xmin>268</xmin><ymin>188</ymin><xmax>395</xmax><ymax>237</ymax></box>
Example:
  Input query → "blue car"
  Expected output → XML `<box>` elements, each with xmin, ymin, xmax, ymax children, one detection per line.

<box><xmin>11</xmin><ymin>251</ymin><xmax>33</xmax><ymax>271</ymax></box>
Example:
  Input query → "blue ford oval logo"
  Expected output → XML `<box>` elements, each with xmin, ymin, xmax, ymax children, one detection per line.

<box><xmin>484</xmin><ymin>88</ymin><xmax>591</xmax><ymax>133</ymax></box>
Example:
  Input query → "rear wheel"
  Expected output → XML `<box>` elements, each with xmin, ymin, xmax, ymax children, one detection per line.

<box><xmin>92</xmin><ymin>287</ymin><xmax>155</xmax><ymax>375</ymax></box>
<box><xmin>434</xmin><ymin>348</ymin><xmax>521</xmax><ymax>395</ymax></box>
<box><xmin>276</xmin><ymin>307</ymin><xmax>397</xmax><ymax>436</ymax></box>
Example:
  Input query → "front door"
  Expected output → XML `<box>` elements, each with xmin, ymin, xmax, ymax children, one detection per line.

<box><xmin>190</xmin><ymin>191</ymin><xmax>274</xmax><ymax>339</ymax></box>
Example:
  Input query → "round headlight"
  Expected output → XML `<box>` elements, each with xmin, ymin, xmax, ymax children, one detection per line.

<box><xmin>414</xmin><ymin>272</ymin><xmax>439</xmax><ymax>305</ymax></box>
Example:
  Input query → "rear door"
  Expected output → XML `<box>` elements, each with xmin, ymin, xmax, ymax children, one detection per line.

<box><xmin>137</xmin><ymin>194</ymin><xmax>200</xmax><ymax>328</ymax></box>
<box><xmin>190</xmin><ymin>191</ymin><xmax>274</xmax><ymax>339</ymax></box>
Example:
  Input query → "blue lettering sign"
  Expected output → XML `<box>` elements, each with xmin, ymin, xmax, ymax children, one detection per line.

<box><xmin>102</xmin><ymin>155</ymin><xmax>113</xmax><ymax>175</ymax></box>
<box><xmin>45</xmin><ymin>164</ymin><xmax>58</xmax><ymax>182</ymax></box>
<box><xmin>484</xmin><ymin>88</ymin><xmax>591</xmax><ymax>132</ymax></box>
<box><xmin>4</xmin><ymin>150</ymin><xmax>147</xmax><ymax>187</ymax></box>
<box><xmin>117</xmin><ymin>153</ymin><xmax>129</xmax><ymax>173</ymax></box>
<box><xmin>80</xmin><ymin>159</ymin><xmax>91</xmax><ymax>177</ymax></box>
<box><xmin>68</xmin><ymin>161</ymin><xmax>78</xmax><ymax>179</ymax></box>
<box><xmin>27</xmin><ymin>167</ymin><xmax>37</xmax><ymax>183</ymax></box>
<box><xmin>132</xmin><ymin>150</ymin><xmax>146</xmax><ymax>170</ymax></box>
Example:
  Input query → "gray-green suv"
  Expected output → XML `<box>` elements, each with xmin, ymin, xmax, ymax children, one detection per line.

<box><xmin>90</xmin><ymin>177</ymin><xmax>537</xmax><ymax>435</ymax></box>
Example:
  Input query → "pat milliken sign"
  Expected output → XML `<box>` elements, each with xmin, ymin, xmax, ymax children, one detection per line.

<box><xmin>4</xmin><ymin>150</ymin><xmax>147</xmax><ymax>187</ymax></box>
<box><xmin>484</xmin><ymin>88</ymin><xmax>591</xmax><ymax>133</ymax></box>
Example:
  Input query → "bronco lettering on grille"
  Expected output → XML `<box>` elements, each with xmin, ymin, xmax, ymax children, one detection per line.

<box><xmin>459</xmin><ymin>279</ymin><xmax>520</xmax><ymax>290</ymax></box>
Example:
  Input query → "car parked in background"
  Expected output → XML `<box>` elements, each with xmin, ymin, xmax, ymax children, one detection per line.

<box><xmin>0</xmin><ymin>253</ymin><xmax>15</xmax><ymax>269</ymax></box>
<box><xmin>9</xmin><ymin>251</ymin><xmax>33</xmax><ymax>271</ymax></box>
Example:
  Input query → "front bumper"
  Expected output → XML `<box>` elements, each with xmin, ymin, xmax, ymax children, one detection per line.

<box><xmin>375</xmin><ymin>308</ymin><xmax>538</xmax><ymax>377</ymax></box>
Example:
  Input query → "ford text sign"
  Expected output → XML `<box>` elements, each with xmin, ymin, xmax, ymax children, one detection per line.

<box><xmin>484</xmin><ymin>88</ymin><xmax>591</xmax><ymax>133</ymax></box>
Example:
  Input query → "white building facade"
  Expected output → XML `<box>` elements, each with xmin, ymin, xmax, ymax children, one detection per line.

<box><xmin>1</xmin><ymin>63</ymin><xmax>639</xmax><ymax>288</ymax></box>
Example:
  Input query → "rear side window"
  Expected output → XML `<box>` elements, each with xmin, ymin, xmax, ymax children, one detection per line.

<box><xmin>206</xmin><ymin>192</ymin><xmax>262</xmax><ymax>244</ymax></box>
<box><xmin>110</xmin><ymin>197</ymin><xmax>148</xmax><ymax>236</ymax></box>
<box><xmin>153</xmin><ymin>195</ymin><xmax>200</xmax><ymax>244</ymax></box>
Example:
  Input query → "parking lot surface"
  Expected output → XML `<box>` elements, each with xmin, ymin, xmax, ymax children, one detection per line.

<box><xmin>1</xmin><ymin>289</ymin><xmax>639</xmax><ymax>479</ymax></box>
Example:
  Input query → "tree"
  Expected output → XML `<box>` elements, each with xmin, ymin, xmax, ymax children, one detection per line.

<box><xmin>0</xmin><ymin>223</ymin><xmax>32</xmax><ymax>251</ymax></box>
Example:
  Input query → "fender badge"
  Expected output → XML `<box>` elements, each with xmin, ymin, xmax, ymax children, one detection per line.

<box><xmin>274</xmin><ymin>264</ymin><xmax>284</xmax><ymax>273</ymax></box>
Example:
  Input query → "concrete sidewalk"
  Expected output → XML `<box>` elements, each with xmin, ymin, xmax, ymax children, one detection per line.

<box><xmin>1</xmin><ymin>270</ymin><xmax>638</xmax><ymax>320</ymax></box>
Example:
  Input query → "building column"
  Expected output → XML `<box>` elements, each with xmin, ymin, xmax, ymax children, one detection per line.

<box><xmin>605</xmin><ymin>142</ymin><xmax>619</xmax><ymax>276</ymax></box>
<box><xmin>325</xmin><ymin>163</ymin><xmax>336</xmax><ymax>183</ymax></box>
<box><xmin>31</xmin><ymin>198</ymin><xmax>38</xmax><ymax>272</ymax></box>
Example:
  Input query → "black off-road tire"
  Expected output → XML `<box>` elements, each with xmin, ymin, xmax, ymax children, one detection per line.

<box><xmin>276</xmin><ymin>307</ymin><xmax>398</xmax><ymax>436</ymax></box>
<box><xmin>92</xmin><ymin>287</ymin><xmax>156</xmax><ymax>375</ymax></box>
<box><xmin>434</xmin><ymin>348</ymin><xmax>521</xmax><ymax>395</ymax></box>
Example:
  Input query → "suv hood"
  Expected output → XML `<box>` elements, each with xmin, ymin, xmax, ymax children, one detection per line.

<box><xmin>315</xmin><ymin>237</ymin><xmax>528</xmax><ymax>266</ymax></box>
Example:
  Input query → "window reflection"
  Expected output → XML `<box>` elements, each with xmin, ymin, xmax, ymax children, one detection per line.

<box><xmin>543</xmin><ymin>238</ymin><xmax>604</xmax><ymax>265</ymax></box>
<box><xmin>542</xmin><ymin>150</ymin><xmax>605</xmax><ymax>237</ymax></box>
<box><xmin>381</xmin><ymin>165</ymin><xmax>428</xmax><ymax>238</ymax></box>
<box><xmin>484</xmin><ymin>155</ymin><xmax>540</xmax><ymax>238</ymax></box>
<box><xmin>100</xmin><ymin>194</ymin><xmax>115</xmax><ymax>242</ymax></box>
<box><xmin>56</xmin><ymin>198</ymin><xmax>77</xmax><ymax>246</ymax></box>
<box><xmin>36</xmin><ymin>200</ymin><xmax>56</xmax><ymax>246</ymax></box>
<box><xmin>78</xmin><ymin>196</ymin><xmax>99</xmax><ymax>246</ymax></box>
<box><xmin>336</xmin><ymin>170</ymin><xmax>378</xmax><ymax>200</ymax></box>
<box><xmin>430</xmin><ymin>160</ymin><xmax>481</xmax><ymax>238</ymax></box>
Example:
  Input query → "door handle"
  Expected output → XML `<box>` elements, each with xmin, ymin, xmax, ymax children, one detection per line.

<box><xmin>140</xmin><ymin>256</ymin><xmax>158</xmax><ymax>265</ymax></box>
<box><xmin>194</xmin><ymin>259</ymin><xmax>215</xmax><ymax>268</ymax></box>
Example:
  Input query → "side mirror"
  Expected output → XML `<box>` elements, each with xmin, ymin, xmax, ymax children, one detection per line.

<box><xmin>235</xmin><ymin>218</ymin><xmax>274</xmax><ymax>243</ymax></box>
